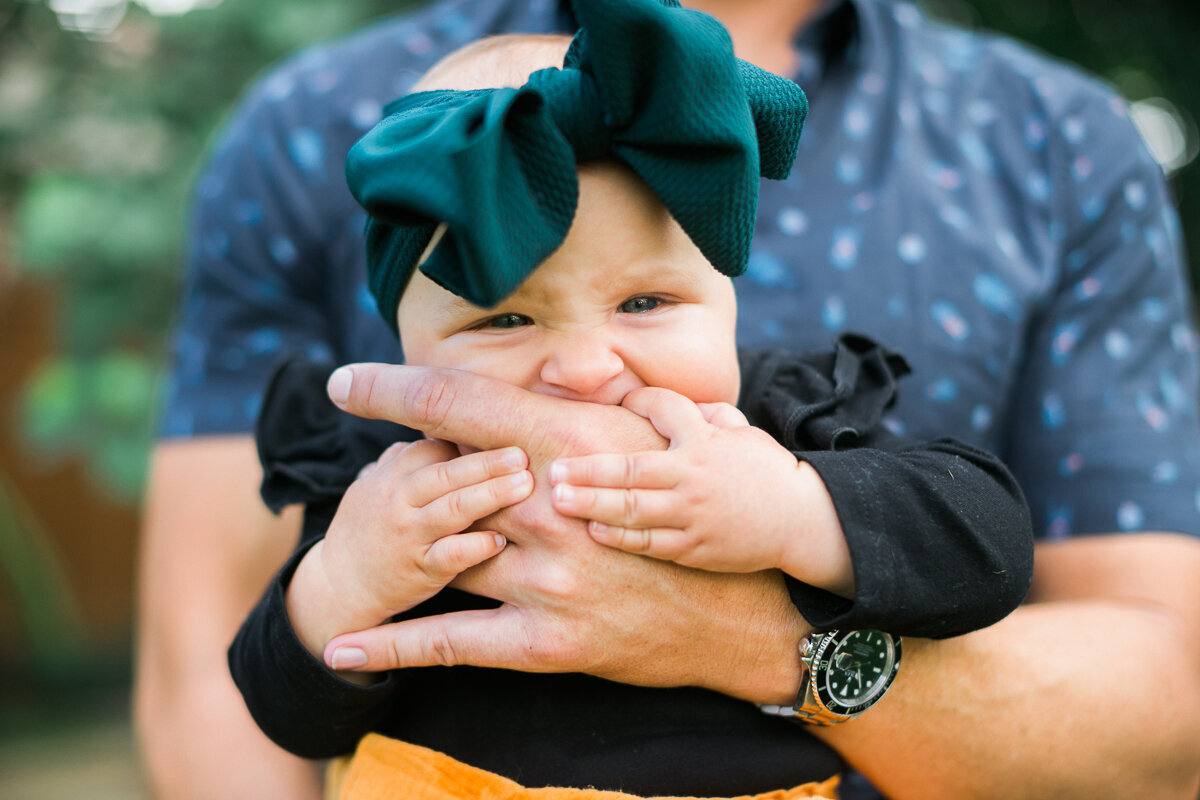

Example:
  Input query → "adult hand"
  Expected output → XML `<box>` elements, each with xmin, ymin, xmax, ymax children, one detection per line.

<box><xmin>324</xmin><ymin>364</ymin><xmax>811</xmax><ymax>704</ymax></box>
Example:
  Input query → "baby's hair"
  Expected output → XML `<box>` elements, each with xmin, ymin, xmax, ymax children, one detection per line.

<box><xmin>413</xmin><ymin>33</ymin><xmax>573</xmax><ymax>93</ymax></box>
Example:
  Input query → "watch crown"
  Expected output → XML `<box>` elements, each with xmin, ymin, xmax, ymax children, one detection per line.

<box><xmin>799</xmin><ymin>636</ymin><xmax>813</xmax><ymax>656</ymax></box>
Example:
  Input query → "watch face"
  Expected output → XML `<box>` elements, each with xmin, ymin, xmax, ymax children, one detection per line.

<box><xmin>813</xmin><ymin>630</ymin><xmax>900</xmax><ymax>716</ymax></box>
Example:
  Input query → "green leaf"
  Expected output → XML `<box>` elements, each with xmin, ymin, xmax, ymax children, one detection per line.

<box><xmin>91</xmin><ymin>351</ymin><xmax>157</xmax><ymax>424</ymax></box>
<box><xmin>18</xmin><ymin>357</ymin><xmax>86</xmax><ymax>457</ymax></box>
<box><xmin>15</xmin><ymin>175</ymin><xmax>114</xmax><ymax>275</ymax></box>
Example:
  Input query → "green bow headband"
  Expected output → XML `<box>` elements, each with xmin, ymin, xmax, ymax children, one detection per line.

<box><xmin>346</xmin><ymin>0</ymin><xmax>808</xmax><ymax>333</ymax></box>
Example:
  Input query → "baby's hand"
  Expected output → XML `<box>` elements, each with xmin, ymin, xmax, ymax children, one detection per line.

<box><xmin>292</xmin><ymin>440</ymin><xmax>534</xmax><ymax>655</ymax></box>
<box><xmin>548</xmin><ymin>388</ymin><xmax>852</xmax><ymax>593</ymax></box>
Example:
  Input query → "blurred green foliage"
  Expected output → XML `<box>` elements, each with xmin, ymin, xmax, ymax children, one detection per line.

<box><xmin>0</xmin><ymin>0</ymin><xmax>1197</xmax><ymax>504</ymax></box>
<box><xmin>1</xmin><ymin>0</ymin><xmax>419</xmax><ymax>500</ymax></box>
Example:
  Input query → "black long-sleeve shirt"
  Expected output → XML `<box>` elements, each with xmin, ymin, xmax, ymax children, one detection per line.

<box><xmin>229</xmin><ymin>334</ymin><xmax>1032</xmax><ymax>795</ymax></box>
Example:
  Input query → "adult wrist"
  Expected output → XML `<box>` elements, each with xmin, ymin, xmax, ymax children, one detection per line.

<box><xmin>711</xmin><ymin>581</ymin><xmax>814</xmax><ymax>706</ymax></box>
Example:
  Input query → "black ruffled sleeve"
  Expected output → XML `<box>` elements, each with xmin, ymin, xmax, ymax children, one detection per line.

<box><xmin>230</xmin><ymin>357</ymin><xmax>421</xmax><ymax>758</ymax></box>
<box><xmin>256</xmin><ymin>357</ymin><xmax>420</xmax><ymax>515</ymax></box>
<box><xmin>738</xmin><ymin>334</ymin><xmax>1034</xmax><ymax>639</ymax></box>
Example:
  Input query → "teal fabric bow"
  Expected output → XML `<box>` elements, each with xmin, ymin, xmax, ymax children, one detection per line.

<box><xmin>346</xmin><ymin>0</ymin><xmax>808</xmax><ymax>333</ymax></box>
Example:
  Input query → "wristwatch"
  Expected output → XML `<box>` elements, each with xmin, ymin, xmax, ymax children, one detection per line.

<box><xmin>759</xmin><ymin>629</ymin><xmax>901</xmax><ymax>726</ymax></box>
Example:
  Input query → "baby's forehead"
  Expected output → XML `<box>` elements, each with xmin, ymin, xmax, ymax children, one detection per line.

<box><xmin>414</xmin><ymin>34</ymin><xmax>573</xmax><ymax>93</ymax></box>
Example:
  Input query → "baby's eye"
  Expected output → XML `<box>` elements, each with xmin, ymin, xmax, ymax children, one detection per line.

<box><xmin>618</xmin><ymin>296</ymin><xmax>662</xmax><ymax>314</ymax></box>
<box><xmin>482</xmin><ymin>313</ymin><xmax>532</xmax><ymax>329</ymax></box>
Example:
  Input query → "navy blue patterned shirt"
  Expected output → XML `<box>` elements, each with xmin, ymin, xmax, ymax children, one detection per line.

<box><xmin>162</xmin><ymin>0</ymin><xmax>1200</xmax><ymax>542</ymax></box>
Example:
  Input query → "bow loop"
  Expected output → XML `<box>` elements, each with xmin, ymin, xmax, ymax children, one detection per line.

<box><xmin>737</xmin><ymin>61</ymin><xmax>809</xmax><ymax>181</ymax></box>
<box><xmin>348</xmin><ymin>0</ymin><xmax>808</xmax><ymax>331</ymax></box>
<box><xmin>351</xmin><ymin>86</ymin><xmax>581</xmax><ymax>309</ymax></box>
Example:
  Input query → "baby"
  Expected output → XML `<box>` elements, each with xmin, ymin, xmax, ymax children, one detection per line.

<box><xmin>231</xmin><ymin>2</ymin><xmax>1032</xmax><ymax>796</ymax></box>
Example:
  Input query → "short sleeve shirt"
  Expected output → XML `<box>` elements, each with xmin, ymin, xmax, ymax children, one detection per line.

<box><xmin>160</xmin><ymin>0</ymin><xmax>1200</xmax><ymax>542</ymax></box>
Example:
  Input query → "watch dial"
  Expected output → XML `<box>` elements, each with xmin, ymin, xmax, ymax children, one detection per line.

<box><xmin>821</xmin><ymin>630</ymin><xmax>896</xmax><ymax>710</ymax></box>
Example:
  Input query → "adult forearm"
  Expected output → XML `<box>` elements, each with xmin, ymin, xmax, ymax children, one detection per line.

<box><xmin>135</xmin><ymin>439</ymin><xmax>321</xmax><ymax>799</ymax></box>
<box><xmin>135</xmin><ymin>666</ymin><xmax>323</xmax><ymax>800</ymax></box>
<box><xmin>816</xmin><ymin>599</ymin><xmax>1200</xmax><ymax>800</ymax></box>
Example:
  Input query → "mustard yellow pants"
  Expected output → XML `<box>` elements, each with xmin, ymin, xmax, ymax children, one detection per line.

<box><xmin>326</xmin><ymin>734</ymin><xmax>841</xmax><ymax>800</ymax></box>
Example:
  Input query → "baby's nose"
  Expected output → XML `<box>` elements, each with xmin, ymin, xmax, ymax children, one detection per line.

<box><xmin>540</xmin><ymin>340</ymin><xmax>625</xmax><ymax>399</ymax></box>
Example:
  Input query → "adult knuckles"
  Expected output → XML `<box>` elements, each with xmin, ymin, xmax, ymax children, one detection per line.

<box><xmin>401</xmin><ymin>369</ymin><xmax>460</xmax><ymax>434</ymax></box>
<box><xmin>534</xmin><ymin>561</ymin><xmax>586</xmax><ymax>604</ymax></box>
<box><xmin>411</xmin><ymin>627</ymin><xmax>462</xmax><ymax>668</ymax></box>
<box><xmin>566</xmin><ymin>404</ymin><xmax>665</xmax><ymax>456</ymax></box>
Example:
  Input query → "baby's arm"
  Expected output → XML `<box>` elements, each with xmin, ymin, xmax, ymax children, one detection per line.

<box><xmin>551</xmin><ymin>384</ymin><xmax>1034</xmax><ymax>638</ymax></box>
<box><xmin>549</xmin><ymin>387</ymin><xmax>855</xmax><ymax>596</ymax></box>
<box><xmin>286</xmin><ymin>439</ymin><xmax>533</xmax><ymax>672</ymax></box>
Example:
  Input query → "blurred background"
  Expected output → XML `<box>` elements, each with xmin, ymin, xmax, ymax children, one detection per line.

<box><xmin>0</xmin><ymin>0</ymin><xmax>1196</xmax><ymax>796</ymax></box>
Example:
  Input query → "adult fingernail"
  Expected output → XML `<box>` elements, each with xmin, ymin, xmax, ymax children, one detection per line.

<box><xmin>327</xmin><ymin>368</ymin><xmax>353</xmax><ymax>405</ymax></box>
<box><xmin>548</xmin><ymin>461</ymin><xmax>566</xmax><ymax>484</ymax></box>
<box><xmin>330</xmin><ymin>646</ymin><xmax>367</xmax><ymax>670</ymax></box>
<box><xmin>554</xmin><ymin>484</ymin><xmax>574</xmax><ymax>503</ymax></box>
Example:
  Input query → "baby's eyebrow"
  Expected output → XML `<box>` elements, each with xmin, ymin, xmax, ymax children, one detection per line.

<box><xmin>431</xmin><ymin>296</ymin><xmax>490</xmax><ymax>325</ymax></box>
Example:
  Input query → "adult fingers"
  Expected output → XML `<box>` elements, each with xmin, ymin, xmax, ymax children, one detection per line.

<box><xmin>324</xmin><ymin>607</ymin><xmax>544</xmax><ymax>673</ymax></box>
<box><xmin>551</xmin><ymin>484</ymin><xmax>683</xmax><ymax>529</ymax></box>
<box><xmin>328</xmin><ymin>364</ymin><xmax>575</xmax><ymax>452</ymax></box>
<box><xmin>621</xmin><ymin>387</ymin><xmax>708</xmax><ymax>443</ymax></box>
<box><xmin>404</xmin><ymin>446</ymin><xmax>529</xmax><ymax>508</ymax></box>
<box><xmin>547</xmin><ymin>451</ymin><xmax>678</xmax><ymax>490</ymax></box>
<box><xmin>586</xmin><ymin>522</ymin><xmax>692</xmax><ymax>562</ymax></box>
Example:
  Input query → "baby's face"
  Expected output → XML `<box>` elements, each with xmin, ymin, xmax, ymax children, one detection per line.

<box><xmin>397</xmin><ymin>161</ymin><xmax>740</xmax><ymax>407</ymax></box>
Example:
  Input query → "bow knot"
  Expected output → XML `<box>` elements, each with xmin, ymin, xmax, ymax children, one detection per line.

<box><xmin>526</xmin><ymin>68</ymin><xmax>612</xmax><ymax>162</ymax></box>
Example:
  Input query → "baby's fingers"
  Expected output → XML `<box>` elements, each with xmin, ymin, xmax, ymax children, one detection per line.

<box><xmin>423</xmin><ymin>531</ymin><xmax>507</xmax><ymax>582</ymax></box>
<box><xmin>423</xmin><ymin>470</ymin><xmax>534</xmax><ymax>531</ymax></box>
<box><xmin>696</xmin><ymin>402</ymin><xmax>749</xmax><ymax>428</ymax></box>
<box><xmin>406</xmin><ymin>446</ymin><xmax>529</xmax><ymax>507</ymax></box>
<box><xmin>548</xmin><ymin>452</ymin><xmax>677</xmax><ymax>490</ymax></box>
<box><xmin>586</xmin><ymin>522</ymin><xmax>692</xmax><ymax>562</ymax></box>
<box><xmin>551</xmin><ymin>484</ymin><xmax>681</xmax><ymax>529</ymax></box>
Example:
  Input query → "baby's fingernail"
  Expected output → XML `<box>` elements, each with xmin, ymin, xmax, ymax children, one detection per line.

<box><xmin>553</xmin><ymin>484</ymin><xmax>574</xmax><ymax>503</ymax></box>
<box><xmin>548</xmin><ymin>462</ymin><xmax>566</xmax><ymax>484</ymax></box>
<box><xmin>327</xmin><ymin>368</ymin><xmax>353</xmax><ymax>405</ymax></box>
<box><xmin>330</xmin><ymin>646</ymin><xmax>367</xmax><ymax>671</ymax></box>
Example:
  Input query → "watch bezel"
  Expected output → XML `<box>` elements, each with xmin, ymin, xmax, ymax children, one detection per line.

<box><xmin>805</xmin><ymin>629</ymin><xmax>901</xmax><ymax>717</ymax></box>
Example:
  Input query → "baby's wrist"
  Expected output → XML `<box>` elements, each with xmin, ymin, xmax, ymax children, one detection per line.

<box><xmin>286</xmin><ymin>541</ymin><xmax>385</xmax><ymax>659</ymax></box>
<box><xmin>778</xmin><ymin>461</ymin><xmax>854</xmax><ymax>598</ymax></box>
